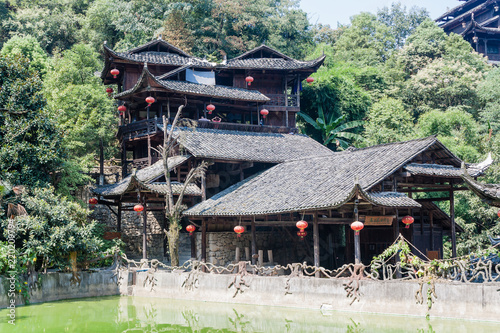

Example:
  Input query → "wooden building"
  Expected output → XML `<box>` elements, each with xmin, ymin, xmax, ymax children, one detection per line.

<box><xmin>437</xmin><ymin>0</ymin><xmax>500</xmax><ymax>63</ymax></box>
<box><xmin>94</xmin><ymin>39</ymin><xmax>491</xmax><ymax>267</ymax></box>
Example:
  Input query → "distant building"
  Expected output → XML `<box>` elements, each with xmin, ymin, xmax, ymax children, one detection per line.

<box><xmin>436</xmin><ymin>0</ymin><xmax>500</xmax><ymax>64</ymax></box>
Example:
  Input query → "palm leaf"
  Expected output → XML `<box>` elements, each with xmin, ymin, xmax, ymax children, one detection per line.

<box><xmin>297</xmin><ymin>112</ymin><xmax>320</xmax><ymax>130</ymax></box>
<box><xmin>330</xmin><ymin>120</ymin><xmax>365</xmax><ymax>134</ymax></box>
<box><xmin>336</xmin><ymin>131</ymin><xmax>364</xmax><ymax>141</ymax></box>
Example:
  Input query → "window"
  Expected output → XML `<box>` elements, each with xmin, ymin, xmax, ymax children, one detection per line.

<box><xmin>487</xmin><ymin>44</ymin><xmax>499</xmax><ymax>54</ymax></box>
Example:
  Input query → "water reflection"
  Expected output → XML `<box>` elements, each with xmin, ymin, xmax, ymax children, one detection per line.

<box><xmin>0</xmin><ymin>296</ymin><xmax>498</xmax><ymax>332</ymax></box>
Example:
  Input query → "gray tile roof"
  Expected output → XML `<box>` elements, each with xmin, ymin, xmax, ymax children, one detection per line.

<box><xmin>161</xmin><ymin>125</ymin><xmax>334</xmax><ymax>163</ymax></box>
<box><xmin>156</xmin><ymin>79</ymin><xmax>270</xmax><ymax>102</ymax></box>
<box><xmin>184</xmin><ymin>137</ymin><xmax>443</xmax><ymax>217</ymax></box>
<box><xmin>365</xmin><ymin>192</ymin><xmax>421</xmax><ymax>208</ymax></box>
<box><xmin>461</xmin><ymin>171</ymin><xmax>500</xmax><ymax>207</ymax></box>
<box><xmin>144</xmin><ymin>182</ymin><xmax>202</xmax><ymax>196</ymax></box>
<box><xmin>113</xmin><ymin>65</ymin><xmax>270</xmax><ymax>102</ymax></box>
<box><xmin>405</xmin><ymin>163</ymin><xmax>463</xmax><ymax>178</ymax></box>
<box><xmin>115</xmin><ymin>51</ymin><xmax>211</xmax><ymax>67</ymax></box>
<box><xmin>92</xmin><ymin>156</ymin><xmax>190</xmax><ymax>196</ymax></box>
<box><xmin>225</xmin><ymin>56</ymin><xmax>325</xmax><ymax>70</ymax></box>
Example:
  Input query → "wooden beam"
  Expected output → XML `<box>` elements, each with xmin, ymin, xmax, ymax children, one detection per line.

<box><xmin>400</xmin><ymin>187</ymin><xmax>468</xmax><ymax>193</ymax></box>
<box><xmin>313</xmin><ymin>212</ymin><xmax>320</xmax><ymax>277</ymax></box>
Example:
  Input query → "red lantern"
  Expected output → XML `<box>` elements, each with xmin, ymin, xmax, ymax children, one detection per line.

<box><xmin>145</xmin><ymin>96</ymin><xmax>155</xmax><ymax>107</ymax></box>
<box><xmin>134</xmin><ymin>204</ymin><xmax>144</xmax><ymax>216</ymax></box>
<box><xmin>88</xmin><ymin>197</ymin><xmax>98</xmax><ymax>209</ymax></box>
<box><xmin>186</xmin><ymin>225</ymin><xmax>196</xmax><ymax>236</ymax></box>
<box><xmin>260</xmin><ymin>109</ymin><xmax>269</xmax><ymax>119</ymax></box>
<box><xmin>234</xmin><ymin>225</ymin><xmax>245</xmax><ymax>238</ymax></box>
<box><xmin>245</xmin><ymin>76</ymin><xmax>254</xmax><ymax>86</ymax></box>
<box><xmin>106</xmin><ymin>87</ymin><xmax>114</xmax><ymax>96</ymax></box>
<box><xmin>306</xmin><ymin>77</ymin><xmax>314</xmax><ymax>84</ymax></box>
<box><xmin>402</xmin><ymin>216</ymin><xmax>414</xmax><ymax>229</ymax></box>
<box><xmin>110</xmin><ymin>69</ymin><xmax>120</xmax><ymax>78</ymax></box>
<box><xmin>296</xmin><ymin>220</ymin><xmax>308</xmax><ymax>231</ymax></box>
<box><xmin>351</xmin><ymin>221</ymin><xmax>364</xmax><ymax>235</ymax></box>
<box><xmin>118</xmin><ymin>105</ymin><xmax>127</xmax><ymax>116</ymax></box>
<box><xmin>297</xmin><ymin>230</ymin><xmax>307</xmax><ymax>241</ymax></box>
<box><xmin>497</xmin><ymin>209</ymin><xmax>500</xmax><ymax>218</ymax></box>
<box><xmin>206</xmin><ymin>104</ymin><xmax>215</xmax><ymax>114</ymax></box>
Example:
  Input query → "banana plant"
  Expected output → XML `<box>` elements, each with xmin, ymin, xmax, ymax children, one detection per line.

<box><xmin>298</xmin><ymin>106</ymin><xmax>364</xmax><ymax>149</ymax></box>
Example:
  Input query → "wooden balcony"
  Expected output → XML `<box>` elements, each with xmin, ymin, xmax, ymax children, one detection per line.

<box><xmin>262</xmin><ymin>94</ymin><xmax>300</xmax><ymax>111</ymax></box>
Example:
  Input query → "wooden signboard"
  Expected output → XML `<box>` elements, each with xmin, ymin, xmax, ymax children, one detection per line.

<box><xmin>364</xmin><ymin>216</ymin><xmax>394</xmax><ymax>226</ymax></box>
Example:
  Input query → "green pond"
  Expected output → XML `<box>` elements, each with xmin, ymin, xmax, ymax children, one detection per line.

<box><xmin>1</xmin><ymin>296</ymin><xmax>498</xmax><ymax>332</ymax></box>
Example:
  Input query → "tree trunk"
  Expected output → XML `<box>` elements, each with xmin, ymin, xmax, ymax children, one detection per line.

<box><xmin>166</xmin><ymin>216</ymin><xmax>180</xmax><ymax>266</ymax></box>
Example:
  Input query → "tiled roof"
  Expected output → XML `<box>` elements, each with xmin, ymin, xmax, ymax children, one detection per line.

<box><xmin>225</xmin><ymin>56</ymin><xmax>325</xmax><ymax>70</ymax></box>
<box><xmin>92</xmin><ymin>156</ymin><xmax>190</xmax><ymax>196</ymax></box>
<box><xmin>144</xmin><ymin>182</ymin><xmax>202</xmax><ymax>196</ymax></box>
<box><xmin>184</xmin><ymin>137</ymin><xmax>443</xmax><ymax>217</ymax></box>
<box><xmin>156</xmin><ymin>79</ymin><xmax>270</xmax><ymax>102</ymax></box>
<box><xmin>405</xmin><ymin>163</ymin><xmax>463</xmax><ymax>178</ymax></box>
<box><xmin>462</xmin><ymin>171</ymin><xmax>500</xmax><ymax>208</ymax></box>
<box><xmin>160</xmin><ymin>125</ymin><xmax>334</xmax><ymax>163</ymax></box>
<box><xmin>365</xmin><ymin>192</ymin><xmax>422</xmax><ymax>208</ymax></box>
<box><xmin>114</xmin><ymin>51</ymin><xmax>211</xmax><ymax>67</ymax></box>
<box><xmin>113</xmin><ymin>65</ymin><xmax>270</xmax><ymax>102</ymax></box>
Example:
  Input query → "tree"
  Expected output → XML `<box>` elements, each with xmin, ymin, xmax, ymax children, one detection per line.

<box><xmin>159</xmin><ymin>3</ymin><xmax>195</xmax><ymax>53</ymax></box>
<box><xmin>0</xmin><ymin>35</ymin><xmax>49</xmax><ymax>77</ymax></box>
<box><xmin>334</xmin><ymin>12</ymin><xmax>395</xmax><ymax>66</ymax></box>
<box><xmin>0</xmin><ymin>54</ymin><xmax>64</xmax><ymax>188</ymax></box>
<box><xmin>377</xmin><ymin>2</ymin><xmax>429</xmax><ymax>49</ymax></box>
<box><xmin>363</xmin><ymin>97</ymin><xmax>414</xmax><ymax>146</ymax></box>
<box><xmin>159</xmin><ymin>108</ymin><xmax>208</xmax><ymax>266</ymax></box>
<box><xmin>298</xmin><ymin>106</ymin><xmax>364</xmax><ymax>150</ymax></box>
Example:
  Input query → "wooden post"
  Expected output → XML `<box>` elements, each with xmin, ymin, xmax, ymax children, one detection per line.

<box><xmin>201</xmin><ymin>219</ymin><xmax>207</xmax><ymax>263</ymax></box>
<box><xmin>99</xmin><ymin>138</ymin><xmax>104</xmax><ymax>185</ymax></box>
<box><xmin>267</xmin><ymin>250</ymin><xmax>273</xmax><ymax>264</ymax></box>
<box><xmin>190</xmin><ymin>232</ymin><xmax>196</xmax><ymax>259</ymax></box>
<box><xmin>450</xmin><ymin>187</ymin><xmax>457</xmax><ymax>257</ymax></box>
<box><xmin>313</xmin><ymin>212</ymin><xmax>320</xmax><ymax>277</ymax></box>
<box><xmin>121</xmin><ymin>139</ymin><xmax>127</xmax><ymax>178</ymax></box>
<box><xmin>394</xmin><ymin>208</ymin><xmax>401</xmax><ymax>278</ymax></box>
<box><xmin>235</xmin><ymin>247</ymin><xmax>241</xmax><ymax>262</ymax></box>
<box><xmin>251</xmin><ymin>217</ymin><xmax>257</xmax><ymax>265</ymax></box>
<box><xmin>354</xmin><ymin>200</ymin><xmax>361</xmax><ymax>264</ymax></box>
<box><xmin>117</xmin><ymin>202</ymin><xmax>122</xmax><ymax>232</ymax></box>
<box><xmin>245</xmin><ymin>247</ymin><xmax>250</xmax><ymax>261</ymax></box>
<box><xmin>430</xmin><ymin>211</ymin><xmax>434</xmax><ymax>251</ymax></box>
<box><xmin>147</xmin><ymin>135</ymin><xmax>151</xmax><ymax>166</ymax></box>
<box><xmin>142</xmin><ymin>197</ymin><xmax>147</xmax><ymax>260</ymax></box>
<box><xmin>258</xmin><ymin>250</ymin><xmax>264</xmax><ymax>266</ymax></box>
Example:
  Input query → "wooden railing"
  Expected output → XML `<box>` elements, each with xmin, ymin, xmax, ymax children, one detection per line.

<box><xmin>264</xmin><ymin>94</ymin><xmax>299</xmax><ymax>107</ymax></box>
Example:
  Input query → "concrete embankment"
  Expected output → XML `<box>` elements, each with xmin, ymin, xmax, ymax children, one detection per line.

<box><xmin>0</xmin><ymin>270</ymin><xmax>119</xmax><ymax>307</ymax></box>
<box><xmin>1</xmin><ymin>269</ymin><xmax>499</xmax><ymax>322</ymax></box>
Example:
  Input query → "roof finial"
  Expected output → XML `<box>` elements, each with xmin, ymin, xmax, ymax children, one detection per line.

<box><xmin>157</xmin><ymin>34</ymin><xmax>163</xmax><ymax>40</ymax></box>
<box><xmin>354</xmin><ymin>175</ymin><xmax>359</xmax><ymax>185</ymax></box>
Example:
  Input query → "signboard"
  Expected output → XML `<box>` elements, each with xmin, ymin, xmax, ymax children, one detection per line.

<box><xmin>364</xmin><ymin>216</ymin><xmax>394</xmax><ymax>226</ymax></box>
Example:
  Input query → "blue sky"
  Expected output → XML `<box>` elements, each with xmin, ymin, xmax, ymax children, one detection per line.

<box><xmin>299</xmin><ymin>0</ymin><xmax>460</xmax><ymax>27</ymax></box>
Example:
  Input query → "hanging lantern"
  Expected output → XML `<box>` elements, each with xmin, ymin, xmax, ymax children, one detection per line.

<box><xmin>306</xmin><ymin>77</ymin><xmax>314</xmax><ymax>85</ymax></box>
<box><xmin>106</xmin><ymin>87</ymin><xmax>114</xmax><ymax>97</ymax></box>
<box><xmin>145</xmin><ymin>96</ymin><xmax>155</xmax><ymax>107</ymax></box>
<box><xmin>473</xmin><ymin>36</ymin><xmax>479</xmax><ymax>43</ymax></box>
<box><xmin>497</xmin><ymin>209</ymin><xmax>500</xmax><ymax>218</ymax></box>
<box><xmin>462</xmin><ymin>21</ymin><xmax>467</xmax><ymax>28</ymax></box>
<box><xmin>134</xmin><ymin>204</ymin><xmax>144</xmax><ymax>216</ymax></box>
<box><xmin>206</xmin><ymin>104</ymin><xmax>215</xmax><ymax>114</ymax></box>
<box><xmin>234</xmin><ymin>225</ymin><xmax>245</xmax><ymax>238</ymax></box>
<box><xmin>495</xmin><ymin>5</ymin><xmax>499</xmax><ymax>12</ymax></box>
<box><xmin>296</xmin><ymin>220</ymin><xmax>308</xmax><ymax>232</ymax></box>
<box><xmin>351</xmin><ymin>221</ymin><xmax>364</xmax><ymax>235</ymax></box>
<box><xmin>110</xmin><ymin>69</ymin><xmax>120</xmax><ymax>79</ymax></box>
<box><xmin>118</xmin><ymin>105</ymin><xmax>127</xmax><ymax>116</ymax></box>
<box><xmin>402</xmin><ymin>215</ymin><xmax>414</xmax><ymax>229</ymax></box>
<box><xmin>245</xmin><ymin>76</ymin><xmax>254</xmax><ymax>86</ymax></box>
<box><xmin>186</xmin><ymin>225</ymin><xmax>196</xmax><ymax>236</ymax></box>
<box><xmin>297</xmin><ymin>230</ymin><xmax>307</xmax><ymax>241</ymax></box>
<box><xmin>88</xmin><ymin>197</ymin><xmax>98</xmax><ymax>209</ymax></box>
<box><xmin>260</xmin><ymin>109</ymin><xmax>269</xmax><ymax>119</ymax></box>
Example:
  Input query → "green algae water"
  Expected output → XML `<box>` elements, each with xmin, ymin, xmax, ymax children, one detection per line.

<box><xmin>0</xmin><ymin>296</ymin><xmax>498</xmax><ymax>332</ymax></box>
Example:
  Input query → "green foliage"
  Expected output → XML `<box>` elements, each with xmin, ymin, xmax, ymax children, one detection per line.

<box><xmin>377</xmin><ymin>2</ymin><xmax>429</xmax><ymax>49</ymax></box>
<box><xmin>0</xmin><ymin>54</ymin><xmax>64</xmax><ymax>188</ymax></box>
<box><xmin>0</xmin><ymin>187</ymin><xmax>105</xmax><ymax>270</ymax></box>
<box><xmin>334</xmin><ymin>12</ymin><xmax>395</xmax><ymax>66</ymax></box>
<box><xmin>298</xmin><ymin>106</ymin><xmax>364</xmax><ymax>150</ymax></box>
<box><xmin>364</xmin><ymin>97</ymin><xmax>415</xmax><ymax>146</ymax></box>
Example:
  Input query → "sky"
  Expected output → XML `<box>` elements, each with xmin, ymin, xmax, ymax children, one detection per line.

<box><xmin>299</xmin><ymin>0</ymin><xmax>460</xmax><ymax>27</ymax></box>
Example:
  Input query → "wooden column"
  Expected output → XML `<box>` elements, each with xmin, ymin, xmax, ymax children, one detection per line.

<box><xmin>117</xmin><ymin>202</ymin><xmax>122</xmax><ymax>232</ymax></box>
<box><xmin>313</xmin><ymin>212</ymin><xmax>320</xmax><ymax>277</ymax></box>
<box><xmin>251</xmin><ymin>217</ymin><xmax>257</xmax><ymax>265</ymax></box>
<box><xmin>142</xmin><ymin>196</ymin><xmax>147</xmax><ymax>260</ymax></box>
<box><xmin>429</xmin><ymin>211</ymin><xmax>434</xmax><ymax>251</ymax></box>
<box><xmin>354</xmin><ymin>200</ymin><xmax>361</xmax><ymax>264</ymax></box>
<box><xmin>147</xmin><ymin>135</ymin><xmax>152</xmax><ymax>166</ymax></box>
<box><xmin>450</xmin><ymin>187</ymin><xmax>457</xmax><ymax>257</ymax></box>
<box><xmin>201</xmin><ymin>172</ymin><xmax>207</xmax><ymax>201</ymax></box>
<box><xmin>201</xmin><ymin>219</ymin><xmax>207</xmax><ymax>263</ymax></box>
<box><xmin>121</xmin><ymin>139</ymin><xmax>127</xmax><ymax>178</ymax></box>
<box><xmin>99</xmin><ymin>138</ymin><xmax>104</xmax><ymax>185</ymax></box>
<box><xmin>190</xmin><ymin>232</ymin><xmax>196</xmax><ymax>259</ymax></box>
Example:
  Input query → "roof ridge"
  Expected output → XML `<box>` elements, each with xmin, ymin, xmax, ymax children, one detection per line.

<box><xmin>335</xmin><ymin>135</ymin><xmax>437</xmax><ymax>154</ymax></box>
